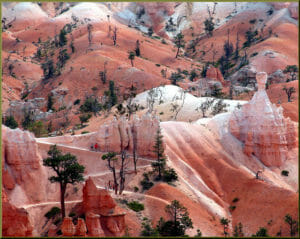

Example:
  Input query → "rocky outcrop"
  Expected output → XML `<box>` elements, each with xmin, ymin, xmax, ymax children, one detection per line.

<box><xmin>229</xmin><ymin>72</ymin><xmax>297</xmax><ymax>167</ymax></box>
<box><xmin>2</xmin><ymin>125</ymin><xmax>47</xmax><ymax>204</ymax></box>
<box><xmin>61</xmin><ymin>217</ymin><xmax>76</xmax><ymax>236</ymax></box>
<box><xmin>229</xmin><ymin>65</ymin><xmax>257</xmax><ymax>88</ymax></box>
<box><xmin>2</xmin><ymin>190</ymin><xmax>33</xmax><ymax>237</ymax></box>
<box><xmin>75</xmin><ymin>218</ymin><xmax>87</xmax><ymax>236</ymax></box>
<box><xmin>95</xmin><ymin>113</ymin><xmax>159</xmax><ymax>158</ymax></box>
<box><xmin>86</xmin><ymin>212</ymin><xmax>105</xmax><ymax>237</ymax></box>
<box><xmin>268</xmin><ymin>69</ymin><xmax>286</xmax><ymax>84</ymax></box>
<box><xmin>5</xmin><ymin>98</ymin><xmax>49</xmax><ymax>123</ymax></box>
<box><xmin>206</xmin><ymin>66</ymin><xmax>225</xmax><ymax>85</ymax></box>
<box><xmin>82</xmin><ymin>178</ymin><xmax>126</xmax><ymax>236</ymax></box>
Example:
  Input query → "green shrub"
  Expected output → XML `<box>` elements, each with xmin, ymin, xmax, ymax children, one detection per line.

<box><xmin>127</xmin><ymin>201</ymin><xmax>145</xmax><ymax>212</ymax></box>
<box><xmin>141</xmin><ymin>217</ymin><xmax>159</xmax><ymax>236</ymax></box>
<box><xmin>163</xmin><ymin>168</ymin><xmax>178</xmax><ymax>183</ymax></box>
<box><xmin>232</xmin><ymin>197</ymin><xmax>239</xmax><ymax>203</ymax></box>
<box><xmin>250</xmin><ymin>52</ymin><xmax>258</xmax><ymax>57</ymax></box>
<box><xmin>155</xmin><ymin>63</ymin><xmax>161</xmax><ymax>67</ymax></box>
<box><xmin>80</xmin><ymin>96</ymin><xmax>102</xmax><ymax>115</ymax></box>
<box><xmin>141</xmin><ymin>173</ymin><xmax>154</xmax><ymax>190</ymax></box>
<box><xmin>74</xmin><ymin>99</ymin><xmax>80</xmax><ymax>105</ymax></box>
<box><xmin>281</xmin><ymin>170</ymin><xmax>289</xmax><ymax>177</ymax></box>
<box><xmin>229</xmin><ymin>205</ymin><xmax>236</xmax><ymax>212</ymax></box>
<box><xmin>249</xmin><ymin>19</ymin><xmax>256</xmax><ymax>24</ymax></box>
<box><xmin>81</xmin><ymin>131</ymin><xmax>90</xmax><ymax>134</ymax></box>
<box><xmin>45</xmin><ymin>207</ymin><xmax>61</xmax><ymax>220</ymax></box>
<box><xmin>4</xmin><ymin>116</ymin><xmax>18</xmax><ymax>129</ymax></box>
<box><xmin>134</xmin><ymin>186</ymin><xmax>139</xmax><ymax>192</ymax></box>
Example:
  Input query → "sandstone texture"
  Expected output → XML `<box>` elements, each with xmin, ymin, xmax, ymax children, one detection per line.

<box><xmin>229</xmin><ymin>72</ymin><xmax>296</xmax><ymax>167</ymax></box>
<box><xmin>82</xmin><ymin>177</ymin><xmax>126</xmax><ymax>236</ymax></box>
<box><xmin>2</xmin><ymin>190</ymin><xmax>33</xmax><ymax>237</ymax></box>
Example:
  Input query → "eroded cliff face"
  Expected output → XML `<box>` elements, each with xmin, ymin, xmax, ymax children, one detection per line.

<box><xmin>92</xmin><ymin>113</ymin><xmax>160</xmax><ymax>157</ymax></box>
<box><xmin>82</xmin><ymin>178</ymin><xmax>126</xmax><ymax>237</ymax></box>
<box><xmin>229</xmin><ymin>72</ymin><xmax>297</xmax><ymax>167</ymax></box>
<box><xmin>2</xmin><ymin>125</ymin><xmax>48</xmax><ymax>205</ymax></box>
<box><xmin>2</xmin><ymin>190</ymin><xmax>33</xmax><ymax>237</ymax></box>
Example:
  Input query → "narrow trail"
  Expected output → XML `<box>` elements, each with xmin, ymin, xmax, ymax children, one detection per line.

<box><xmin>22</xmin><ymin>186</ymin><xmax>170</xmax><ymax>210</ymax></box>
<box><xmin>37</xmin><ymin>140</ymin><xmax>155</xmax><ymax>163</ymax></box>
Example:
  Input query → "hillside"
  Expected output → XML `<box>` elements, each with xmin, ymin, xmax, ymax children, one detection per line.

<box><xmin>2</xmin><ymin>2</ymin><xmax>298</xmax><ymax>238</ymax></box>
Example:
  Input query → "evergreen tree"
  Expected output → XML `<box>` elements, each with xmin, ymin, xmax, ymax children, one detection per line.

<box><xmin>128</xmin><ymin>51</ymin><xmax>135</xmax><ymax>67</ymax></box>
<box><xmin>43</xmin><ymin>145</ymin><xmax>85</xmax><ymax>218</ymax></box>
<box><xmin>174</xmin><ymin>32</ymin><xmax>185</xmax><ymax>58</ymax></box>
<box><xmin>59</xmin><ymin>28</ymin><xmax>67</xmax><ymax>47</ymax></box>
<box><xmin>157</xmin><ymin>200</ymin><xmax>193</xmax><ymax>236</ymax></box>
<box><xmin>152</xmin><ymin>127</ymin><xmax>166</xmax><ymax>180</ymax></box>
<box><xmin>220</xmin><ymin>217</ymin><xmax>230</xmax><ymax>237</ymax></box>
<box><xmin>285</xmin><ymin>214</ymin><xmax>298</xmax><ymax>237</ymax></box>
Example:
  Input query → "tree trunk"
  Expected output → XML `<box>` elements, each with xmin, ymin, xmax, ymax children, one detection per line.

<box><xmin>112</xmin><ymin>168</ymin><xmax>118</xmax><ymax>195</ymax></box>
<box><xmin>131</xmin><ymin>59</ymin><xmax>134</xmax><ymax>67</ymax></box>
<box><xmin>175</xmin><ymin>47</ymin><xmax>180</xmax><ymax>58</ymax></box>
<box><xmin>60</xmin><ymin>184</ymin><xmax>66</xmax><ymax>218</ymax></box>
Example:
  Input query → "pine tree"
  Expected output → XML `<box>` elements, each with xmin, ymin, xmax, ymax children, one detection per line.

<box><xmin>152</xmin><ymin>127</ymin><xmax>166</xmax><ymax>180</ymax></box>
<box><xmin>174</xmin><ymin>32</ymin><xmax>185</xmax><ymax>58</ymax></box>
<box><xmin>43</xmin><ymin>145</ymin><xmax>85</xmax><ymax>218</ymax></box>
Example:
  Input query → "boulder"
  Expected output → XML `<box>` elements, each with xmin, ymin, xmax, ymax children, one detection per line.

<box><xmin>229</xmin><ymin>72</ymin><xmax>297</xmax><ymax>167</ymax></box>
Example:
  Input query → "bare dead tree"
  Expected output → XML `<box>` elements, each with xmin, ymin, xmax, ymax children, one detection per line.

<box><xmin>119</xmin><ymin>150</ymin><xmax>129</xmax><ymax>195</ymax></box>
<box><xmin>132</xmin><ymin>126</ymin><xmax>138</xmax><ymax>174</ymax></box>
<box><xmin>112</xmin><ymin>26</ymin><xmax>117</xmax><ymax>46</ymax></box>
<box><xmin>108</xmin><ymin>25</ymin><xmax>112</xmax><ymax>38</ymax></box>
<box><xmin>196</xmin><ymin>98</ymin><xmax>215</xmax><ymax>117</ymax></box>
<box><xmin>87</xmin><ymin>24</ymin><xmax>93</xmax><ymax>47</ymax></box>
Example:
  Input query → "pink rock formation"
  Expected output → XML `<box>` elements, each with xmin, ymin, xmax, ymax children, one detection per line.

<box><xmin>95</xmin><ymin>114</ymin><xmax>159</xmax><ymax>158</ymax></box>
<box><xmin>61</xmin><ymin>217</ymin><xmax>75</xmax><ymax>236</ymax></box>
<box><xmin>82</xmin><ymin>177</ymin><xmax>126</xmax><ymax>236</ymax></box>
<box><xmin>206</xmin><ymin>66</ymin><xmax>225</xmax><ymax>85</ymax></box>
<box><xmin>2</xmin><ymin>190</ymin><xmax>33</xmax><ymax>237</ymax></box>
<box><xmin>82</xmin><ymin>177</ymin><xmax>116</xmax><ymax>215</ymax></box>
<box><xmin>229</xmin><ymin>72</ymin><xmax>297</xmax><ymax>167</ymax></box>
<box><xmin>2</xmin><ymin>125</ymin><xmax>47</xmax><ymax>203</ymax></box>
<box><xmin>86</xmin><ymin>212</ymin><xmax>105</xmax><ymax>237</ymax></box>
<box><xmin>288</xmin><ymin>2</ymin><xmax>298</xmax><ymax>19</ymax></box>
<box><xmin>75</xmin><ymin>218</ymin><xmax>87</xmax><ymax>236</ymax></box>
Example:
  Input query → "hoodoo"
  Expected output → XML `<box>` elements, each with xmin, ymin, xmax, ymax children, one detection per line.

<box><xmin>229</xmin><ymin>72</ymin><xmax>297</xmax><ymax>167</ymax></box>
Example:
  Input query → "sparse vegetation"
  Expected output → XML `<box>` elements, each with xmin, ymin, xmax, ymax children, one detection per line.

<box><xmin>281</xmin><ymin>170</ymin><xmax>289</xmax><ymax>177</ymax></box>
<box><xmin>282</xmin><ymin>86</ymin><xmax>296</xmax><ymax>102</ymax></box>
<box><xmin>127</xmin><ymin>201</ymin><xmax>144</xmax><ymax>212</ymax></box>
<box><xmin>174</xmin><ymin>32</ymin><xmax>185</xmax><ymax>58</ymax></box>
<box><xmin>284</xmin><ymin>214</ymin><xmax>298</xmax><ymax>237</ymax></box>
<box><xmin>252</xmin><ymin>227</ymin><xmax>269</xmax><ymax>237</ymax></box>
<box><xmin>157</xmin><ymin>200</ymin><xmax>193</xmax><ymax>236</ymax></box>
<box><xmin>79</xmin><ymin>113</ymin><xmax>92</xmax><ymax>126</ymax></box>
<box><xmin>220</xmin><ymin>217</ymin><xmax>230</xmax><ymax>237</ymax></box>
<box><xmin>80</xmin><ymin>96</ymin><xmax>102</xmax><ymax>115</ymax></box>
<box><xmin>4</xmin><ymin>116</ymin><xmax>18</xmax><ymax>129</ymax></box>
<box><xmin>284</xmin><ymin>65</ymin><xmax>298</xmax><ymax>82</ymax></box>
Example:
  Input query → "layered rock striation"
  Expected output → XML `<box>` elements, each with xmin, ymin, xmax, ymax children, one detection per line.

<box><xmin>2</xmin><ymin>125</ymin><xmax>48</xmax><ymax>204</ymax></box>
<box><xmin>82</xmin><ymin>177</ymin><xmax>126</xmax><ymax>237</ymax></box>
<box><xmin>229</xmin><ymin>72</ymin><xmax>296</xmax><ymax>167</ymax></box>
